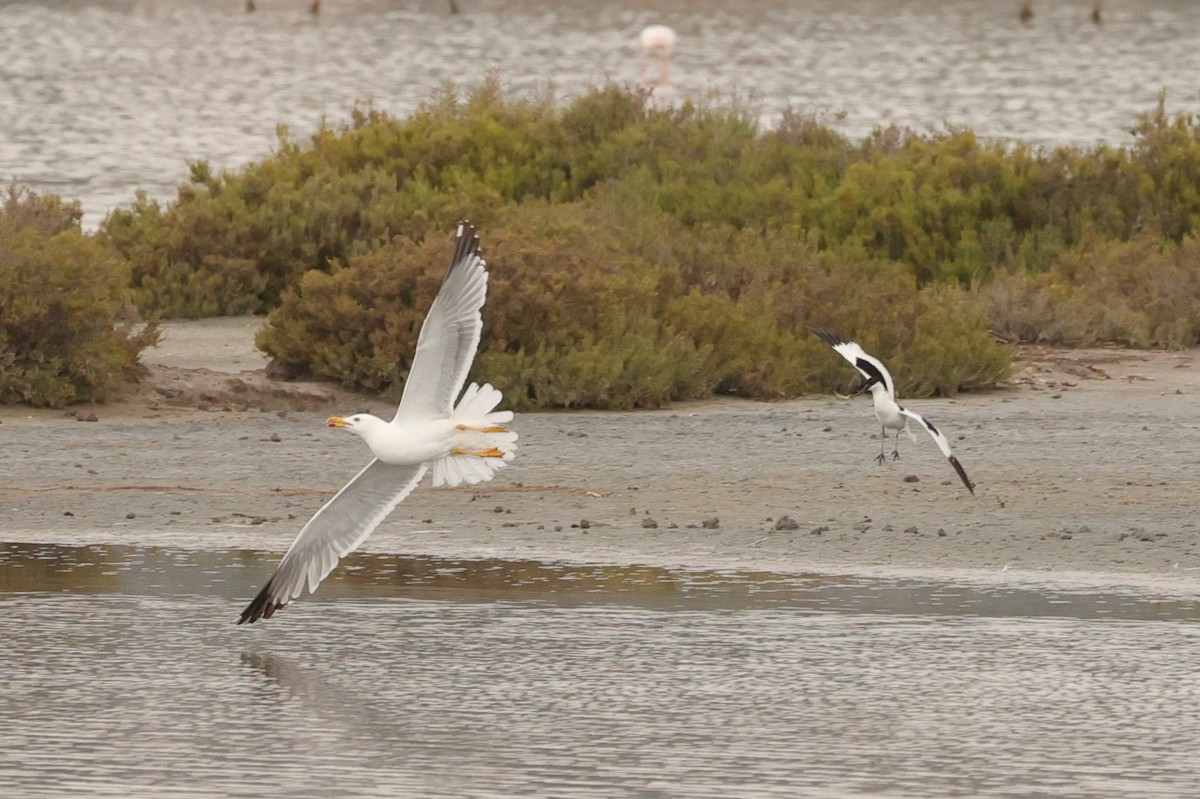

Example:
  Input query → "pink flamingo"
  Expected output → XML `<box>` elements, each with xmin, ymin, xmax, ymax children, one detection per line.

<box><xmin>639</xmin><ymin>24</ymin><xmax>677</xmax><ymax>86</ymax></box>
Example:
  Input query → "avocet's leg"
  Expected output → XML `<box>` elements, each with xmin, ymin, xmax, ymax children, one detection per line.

<box><xmin>875</xmin><ymin>427</ymin><xmax>888</xmax><ymax>465</ymax></box>
<box><xmin>892</xmin><ymin>429</ymin><xmax>903</xmax><ymax>461</ymax></box>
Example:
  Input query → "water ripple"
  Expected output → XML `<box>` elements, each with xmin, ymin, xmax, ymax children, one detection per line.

<box><xmin>1</xmin><ymin>544</ymin><xmax>1198</xmax><ymax>796</ymax></box>
<box><xmin>2</xmin><ymin>0</ymin><xmax>1199</xmax><ymax>227</ymax></box>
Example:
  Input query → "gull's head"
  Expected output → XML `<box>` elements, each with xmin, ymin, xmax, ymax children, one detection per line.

<box><xmin>326</xmin><ymin>413</ymin><xmax>387</xmax><ymax>438</ymax></box>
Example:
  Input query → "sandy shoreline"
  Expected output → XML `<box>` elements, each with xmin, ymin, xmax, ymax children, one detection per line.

<box><xmin>3</xmin><ymin>318</ymin><xmax>1199</xmax><ymax>593</ymax></box>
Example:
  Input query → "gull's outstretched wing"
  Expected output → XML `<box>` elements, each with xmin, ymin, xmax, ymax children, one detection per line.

<box><xmin>237</xmin><ymin>460</ymin><xmax>426</xmax><ymax>624</ymax></box>
<box><xmin>396</xmin><ymin>222</ymin><xmax>489</xmax><ymax>420</ymax></box>
<box><xmin>897</xmin><ymin>406</ymin><xmax>975</xmax><ymax>495</ymax></box>
<box><xmin>810</xmin><ymin>328</ymin><xmax>896</xmax><ymax>399</ymax></box>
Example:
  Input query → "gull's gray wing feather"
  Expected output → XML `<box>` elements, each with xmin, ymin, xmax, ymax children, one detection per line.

<box><xmin>897</xmin><ymin>407</ymin><xmax>975</xmax><ymax>495</ymax></box>
<box><xmin>237</xmin><ymin>459</ymin><xmax>426</xmax><ymax>624</ymax></box>
<box><xmin>395</xmin><ymin>222</ymin><xmax>488</xmax><ymax>420</ymax></box>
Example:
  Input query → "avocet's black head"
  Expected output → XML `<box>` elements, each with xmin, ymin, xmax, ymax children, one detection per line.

<box><xmin>852</xmin><ymin>378</ymin><xmax>873</xmax><ymax>396</ymax></box>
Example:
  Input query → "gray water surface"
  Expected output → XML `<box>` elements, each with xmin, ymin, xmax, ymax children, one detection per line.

<box><xmin>2</xmin><ymin>542</ymin><xmax>1198</xmax><ymax>797</ymax></box>
<box><xmin>4</xmin><ymin>0</ymin><xmax>1200</xmax><ymax>227</ymax></box>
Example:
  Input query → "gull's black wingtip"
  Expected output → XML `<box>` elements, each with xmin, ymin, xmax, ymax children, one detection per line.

<box><xmin>236</xmin><ymin>579</ymin><xmax>285</xmax><ymax>625</ymax></box>
<box><xmin>451</xmin><ymin>219</ymin><xmax>481</xmax><ymax>268</ymax></box>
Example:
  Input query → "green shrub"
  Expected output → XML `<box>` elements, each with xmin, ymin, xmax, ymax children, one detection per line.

<box><xmin>258</xmin><ymin>203</ymin><xmax>719</xmax><ymax>410</ymax></box>
<box><xmin>1127</xmin><ymin>93</ymin><xmax>1200</xmax><ymax>241</ymax></box>
<box><xmin>104</xmin><ymin>81</ymin><xmax>1200</xmax><ymax>404</ymax></box>
<box><xmin>103</xmin><ymin>80</ymin><xmax>657</xmax><ymax>318</ymax></box>
<box><xmin>577</xmin><ymin>178</ymin><xmax>1010</xmax><ymax>398</ymax></box>
<box><xmin>687</xmin><ymin>241</ymin><xmax>1011</xmax><ymax>399</ymax></box>
<box><xmin>258</xmin><ymin>196</ymin><xmax>1011</xmax><ymax>408</ymax></box>
<box><xmin>0</xmin><ymin>187</ymin><xmax>158</xmax><ymax>407</ymax></box>
<box><xmin>104</xmin><ymin>82</ymin><xmax>1200</xmax><ymax>344</ymax></box>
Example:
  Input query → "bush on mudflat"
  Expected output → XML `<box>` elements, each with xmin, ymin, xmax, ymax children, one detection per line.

<box><xmin>0</xmin><ymin>188</ymin><xmax>158</xmax><ymax>407</ymax></box>
<box><xmin>98</xmin><ymin>82</ymin><xmax>1200</xmax><ymax>405</ymax></box>
<box><xmin>117</xmin><ymin>87</ymin><xmax>1200</xmax><ymax>303</ymax></box>
<box><xmin>259</xmin><ymin>199</ymin><xmax>1010</xmax><ymax>409</ymax></box>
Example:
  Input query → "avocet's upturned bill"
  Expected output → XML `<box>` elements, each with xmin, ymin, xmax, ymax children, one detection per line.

<box><xmin>810</xmin><ymin>328</ymin><xmax>975</xmax><ymax>495</ymax></box>
<box><xmin>237</xmin><ymin>222</ymin><xmax>517</xmax><ymax>624</ymax></box>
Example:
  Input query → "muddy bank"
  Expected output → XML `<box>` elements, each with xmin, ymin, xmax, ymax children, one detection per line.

<box><xmin>2</xmin><ymin>318</ymin><xmax>1199</xmax><ymax>589</ymax></box>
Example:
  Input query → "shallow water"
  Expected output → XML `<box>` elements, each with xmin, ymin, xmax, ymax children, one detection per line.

<box><xmin>2</xmin><ymin>542</ymin><xmax>1198</xmax><ymax>797</ymax></box>
<box><xmin>3</xmin><ymin>0</ymin><xmax>1200</xmax><ymax>227</ymax></box>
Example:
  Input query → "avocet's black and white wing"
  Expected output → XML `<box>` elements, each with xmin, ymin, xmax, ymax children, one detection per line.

<box><xmin>810</xmin><ymin>328</ymin><xmax>895</xmax><ymax>399</ymax></box>
<box><xmin>237</xmin><ymin>461</ymin><xmax>426</xmax><ymax>624</ymax></box>
<box><xmin>395</xmin><ymin>221</ymin><xmax>489</xmax><ymax>421</ymax></box>
<box><xmin>897</xmin><ymin>407</ymin><xmax>975</xmax><ymax>495</ymax></box>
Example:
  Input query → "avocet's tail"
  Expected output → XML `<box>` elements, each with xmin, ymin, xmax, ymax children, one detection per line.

<box><xmin>432</xmin><ymin>382</ymin><xmax>517</xmax><ymax>488</ymax></box>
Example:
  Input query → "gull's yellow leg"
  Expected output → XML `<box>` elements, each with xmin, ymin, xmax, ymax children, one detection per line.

<box><xmin>451</xmin><ymin>447</ymin><xmax>506</xmax><ymax>458</ymax></box>
<box><xmin>456</xmin><ymin>423</ymin><xmax>508</xmax><ymax>433</ymax></box>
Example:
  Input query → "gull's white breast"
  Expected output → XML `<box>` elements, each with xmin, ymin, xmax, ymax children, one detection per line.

<box><xmin>365</xmin><ymin>418</ymin><xmax>458</xmax><ymax>466</ymax></box>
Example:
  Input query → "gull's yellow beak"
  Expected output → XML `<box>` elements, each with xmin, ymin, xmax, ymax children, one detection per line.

<box><xmin>326</xmin><ymin>416</ymin><xmax>350</xmax><ymax>429</ymax></box>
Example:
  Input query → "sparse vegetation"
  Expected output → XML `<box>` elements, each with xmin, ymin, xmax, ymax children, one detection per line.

<box><xmin>0</xmin><ymin>187</ymin><xmax>158</xmax><ymax>406</ymax></box>
<box><xmin>980</xmin><ymin>234</ymin><xmax>1200</xmax><ymax>348</ymax></box>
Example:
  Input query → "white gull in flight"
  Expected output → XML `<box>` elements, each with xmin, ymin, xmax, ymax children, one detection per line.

<box><xmin>238</xmin><ymin>222</ymin><xmax>517</xmax><ymax>623</ymax></box>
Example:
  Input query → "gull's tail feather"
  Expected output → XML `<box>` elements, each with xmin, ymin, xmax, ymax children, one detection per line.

<box><xmin>433</xmin><ymin>382</ymin><xmax>517</xmax><ymax>488</ymax></box>
<box><xmin>450</xmin><ymin>381</ymin><xmax>511</xmax><ymax>424</ymax></box>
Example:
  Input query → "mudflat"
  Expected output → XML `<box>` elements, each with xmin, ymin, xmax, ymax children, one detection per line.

<box><xmin>3</xmin><ymin>317</ymin><xmax>1198</xmax><ymax>588</ymax></box>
